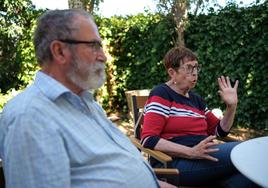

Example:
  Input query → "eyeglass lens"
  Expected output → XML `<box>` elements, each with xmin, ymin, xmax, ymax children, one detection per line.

<box><xmin>86</xmin><ymin>42</ymin><xmax>102</xmax><ymax>52</ymax></box>
<box><xmin>58</xmin><ymin>39</ymin><xmax>103</xmax><ymax>52</ymax></box>
<box><xmin>184</xmin><ymin>64</ymin><xmax>201</xmax><ymax>74</ymax></box>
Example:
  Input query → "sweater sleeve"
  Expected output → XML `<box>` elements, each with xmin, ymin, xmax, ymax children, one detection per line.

<box><xmin>205</xmin><ymin>109</ymin><xmax>229</xmax><ymax>137</ymax></box>
<box><xmin>141</xmin><ymin>87</ymin><xmax>171</xmax><ymax>149</ymax></box>
<box><xmin>206</xmin><ymin>109</ymin><xmax>221</xmax><ymax>135</ymax></box>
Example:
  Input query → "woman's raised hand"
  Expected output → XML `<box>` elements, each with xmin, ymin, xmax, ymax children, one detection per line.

<box><xmin>217</xmin><ymin>76</ymin><xmax>239</xmax><ymax>107</ymax></box>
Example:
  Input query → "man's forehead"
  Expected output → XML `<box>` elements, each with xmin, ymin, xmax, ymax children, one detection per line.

<box><xmin>73</xmin><ymin>16</ymin><xmax>100</xmax><ymax>38</ymax></box>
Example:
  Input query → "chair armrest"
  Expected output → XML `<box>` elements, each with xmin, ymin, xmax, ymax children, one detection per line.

<box><xmin>153</xmin><ymin>168</ymin><xmax>179</xmax><ymax>175</ymax></box>
<box><xmin>217</xmin><ymin>135</ymin><xmax>239</xmax><ymax>142</ymax></box>
<box><xmin>129</xmin><ymin>136</ymin><xmax>173</xmax><ymax>164</ymax></box>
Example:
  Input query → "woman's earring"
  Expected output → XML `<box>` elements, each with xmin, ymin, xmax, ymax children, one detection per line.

<box><xmin>173</xmin><ymin>81</ymin><xmax>177</xmax><ymax>85</ymax></box>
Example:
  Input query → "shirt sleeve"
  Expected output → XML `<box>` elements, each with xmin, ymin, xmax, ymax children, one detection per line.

<box><xmin>2</xmin><ymin>112</ymin><xmax>71</xmax><ymax>188</ymax></box>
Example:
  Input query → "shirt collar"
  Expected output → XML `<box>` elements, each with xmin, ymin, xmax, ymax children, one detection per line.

<box><xmin>34</xmin><ymin>71</ymin><xmax>94</xmax><ymax>102</ymax></box>
<box><xmin>34</xmin><ymin>71</ymin><xmax>71</xmax><ymax>101</ymax></box>
<box><xmin>80</xmin><ymin>90</ymin><xmax>94</xmax><ymax>102</ymax></box>
<box><xmin>34</xmin><ymin>71</ymin><xmax>95</xmax><ymax>102</ymax></box>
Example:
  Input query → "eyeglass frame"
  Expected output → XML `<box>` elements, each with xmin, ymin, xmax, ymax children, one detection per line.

<box><xmin>172</xmin><ymin>63</ymin><xmax>202</xmax><ymax>74</ymax></box>
<box><xmin>58</xmin><ymin>39</ymin><xmax>103</xmax><ymax>52</ymax></box>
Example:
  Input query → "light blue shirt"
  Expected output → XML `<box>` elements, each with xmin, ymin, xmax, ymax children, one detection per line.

<box><xmin>0</xmin><ymin>71</ymin><xmax>159</xmax><ymax>188</ymax></box>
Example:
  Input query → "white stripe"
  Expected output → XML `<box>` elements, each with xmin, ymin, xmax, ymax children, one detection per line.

<box><xmin>146</xmin><ymin>109</ymin><xmax>169</xmax><ymax>117</ymax></box>
<box><xmin>170</xmin><ymin>107</ymin><xmax>205</xmax><ymax>118</ymax></box>
<box><xmin>146</xmin><ymin>106</ymin><xmax>169</xmax><ymax>116</ymax></box>
<box><xmin>146</xmin><ymin>102</ymin><xmax>170</xmax><ymax>111</ymax></box>
<box><xmin>145</xmin><ymin>102</ymin><xmax>170</xmax><ymax>115</ymax></box>
<box><xmin>145</xmin><ymin>102</ymin><xmax>206</xmax><ymax>119</ymax></box>
<box><xmin>205</xmin><ymin>107</ymin><xmax>210</xmax><ymax>115</ymax></box>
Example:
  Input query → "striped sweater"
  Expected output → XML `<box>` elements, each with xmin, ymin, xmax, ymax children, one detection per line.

<box><xmin>141</xmin><ymin>84</ymin><xmax>227</xmax><ymax>149</ymax></box>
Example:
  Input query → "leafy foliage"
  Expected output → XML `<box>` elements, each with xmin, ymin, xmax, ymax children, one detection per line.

<box><xmin>186</xmin><ymin>2</ymin><xmax>268</xmax><ymax>129</ymax></box>
<box><xmin>0</xmin><ymin>1</ymin><xmax>267</xmax><ymax>130</ymax></box>
<box><xmin>97</xmin><ymin>2</ymin><xmax>268</xmax><ymax>130</ymax></box>
<box><xmin>0</xmin><ymin>0</ymin><xmax>42</xmax><ymax>94</ymax></box>
<box><xmin>96</xmin><ymin>13</ymin><xmax>176</xmax><ymax>112</ymax></box>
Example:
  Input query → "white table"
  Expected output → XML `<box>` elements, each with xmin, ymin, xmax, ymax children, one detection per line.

<box><xmin>231</xmin><ymin>136</ymin><xmax>268</xmax><ymax>187</ymax></box>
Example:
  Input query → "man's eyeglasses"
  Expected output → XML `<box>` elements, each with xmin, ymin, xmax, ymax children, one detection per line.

<box><xmin>58</xmin><ymin>39</ymin><xmax>103</xmax><ymax>52</ymax></box>
<box><xmin>179</xmin><ymin>64</ymin><xmax>202</xmax><ymax>74</ymax></box>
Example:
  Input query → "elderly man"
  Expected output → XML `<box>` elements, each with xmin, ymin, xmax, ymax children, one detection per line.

<box><xmin>0</xmin><ymin>9</ymin><xmax>175</xmax><ymax>188</ymax></box>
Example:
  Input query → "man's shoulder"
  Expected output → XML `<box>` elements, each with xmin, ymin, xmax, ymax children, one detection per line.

<box><xmin>0</xmin><ymin>83</ymin><xmax>59</xmax><ymax>138</ymax></box>
<box><xmin>2</xmin><ymin>84</ymin><xmax>43</xmax><ymax>117</ymax></box>
<box><xmin>0</xmin><ymin>85</ymin><xmax>47</xmax><ymax>156</ymax></box>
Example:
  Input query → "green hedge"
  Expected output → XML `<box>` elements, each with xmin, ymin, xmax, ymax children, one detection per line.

<box><xmin>96</xmin><ymin>13</ymin><xmax>176</xmax><ymax>112</ymax></box>
<box><xmin>0</xmin><ymin>0</ymin><xmax>41</xmax><ymax>94</ymax></box>
<box><xmin>97</xmin><ymin>3</ymin><xmax>268</xmax><ymax>130</ymax></box>
<box><xmin>1</xmin><ymin>2</ymin><xmax>267</xmax><ymax>130</ymax></box>
<box><xmin>186</xmin><ymin>3</ymin><xmax>268</xmax><ymax>129</ymax></box>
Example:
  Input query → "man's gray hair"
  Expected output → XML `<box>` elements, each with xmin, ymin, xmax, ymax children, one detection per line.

<box><xmin>34</xmin><ymin>9</ymin><xmax>93</xmax><ymax>65</ymax></box>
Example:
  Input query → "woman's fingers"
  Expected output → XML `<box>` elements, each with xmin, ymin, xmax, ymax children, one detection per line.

<box><xmin>195</xmin><ymin>136</ymin><xmax>220</xmax><ymax>161</ymax></box>
<box><xmin>226</xmin><ymin>76</ymin><xmax>231</xmax><ymax>87</ymax></box>
<box><xmin>218</xmin><ymin>77</ymin><xmax>224</xmax><ymax>89</ymax></box>
<box><xmin>205</xmin><ymin>148</ymin><xmax>219</xmax><ymax>154</ymax></box>
<box><xmin>205</xmin><ymin>155</ymin><xmax>219</xmax><ymax>162</ymax></box>
<box><xmin>218</xmin><ymin>76</ymin><xmax>239</xmax><ymax>89</ymax></box>
<box><xmin>200</xmin><ymin>135</ymin><xmax>216</xmax><ymax>144</ymax></box>
<box><xmin>206</xmin><ymin>141</ymin><xmax>219</xmax><ymax>148</ymax></box>
<box><xmin>234</xmin><ymin>80</ymin><xmax>239</xmax><ymax>90</ymax></box>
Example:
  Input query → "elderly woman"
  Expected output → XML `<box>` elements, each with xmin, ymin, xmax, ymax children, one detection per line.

<box><xmin>141</xmin><ymin>46</ymin><xmax>258</xmax><ymax>187</ymax></box>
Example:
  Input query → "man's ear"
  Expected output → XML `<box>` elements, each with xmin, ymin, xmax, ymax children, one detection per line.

<box><xmin>50</xmin><ymin>40</ymin><xmax>69</xmax><ymax>65</ymax></box>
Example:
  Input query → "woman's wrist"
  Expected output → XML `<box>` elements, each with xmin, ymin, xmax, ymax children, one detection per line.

<box><xmin>182</xmin><ymin>147</ymin><xmax>195</xmax><ymax>159</ymax></box>
<box><xmin>226</xmin><ymin>103</ymin><xmax>237</xmax><ymax>110</ymax></box>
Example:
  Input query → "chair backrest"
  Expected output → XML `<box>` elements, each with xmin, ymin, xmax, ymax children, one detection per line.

<box><xmin>131</xmin><ymin>95</ymin><xmax>148</xmax><ymax>139</ymax></box>
<box><xmin>125</xmin><ymin>89</ymin><xmax>150</xmax><ymax>118</ymax></box>
<box><xmin>130</xmin><ymin>95</ymin><xmax>180</xmax><ymax>185</ymax></box>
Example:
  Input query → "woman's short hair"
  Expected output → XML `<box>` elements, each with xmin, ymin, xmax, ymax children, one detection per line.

<box><xmin>34</xmin><ymin>9</ymin><xmax>93</xmax><ymax>65</ymax></box>
<box><xmin>163</xmin><ymin>46</ymin><xmax>198</xmax><ymax>70</ymax></box>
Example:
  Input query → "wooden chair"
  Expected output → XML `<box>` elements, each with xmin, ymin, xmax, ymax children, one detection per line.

<box><xmin>129</xmin><ymin>95</ymin><xmax>176</xmax><ymax>169</ymax></box>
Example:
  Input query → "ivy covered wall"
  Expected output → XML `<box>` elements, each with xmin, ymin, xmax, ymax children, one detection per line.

<box><xmin>97</xmin><ymin>3</ymin><xmax>268</xmax><ymax>130</ymax></box>
<box><xmin>1</xmin><ymin>2</ymin><xmax>267</xmax><ymax>130</ymax></box>
<box><xmin>186</xmin><ymin>3</ymin><xmax>268</xmax><ymax>129</ymax></box>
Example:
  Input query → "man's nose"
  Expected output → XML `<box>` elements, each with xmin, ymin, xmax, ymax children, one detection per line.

<box><xmin>97</xmin><ymin>49</ymin><xmax>107</xmax><ymax>63</ymax></box>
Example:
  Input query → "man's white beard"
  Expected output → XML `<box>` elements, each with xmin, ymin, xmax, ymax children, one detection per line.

<box><xmin>67</xmin><ymin>55</ymin><xmax>106</xmax><ymax>91</ymax></box>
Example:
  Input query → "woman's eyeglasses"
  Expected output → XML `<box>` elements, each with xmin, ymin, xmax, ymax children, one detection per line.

<box><xmin>172</xmin><ymin>64</ymin><xmax>201</xmax><ymax>74</ymax></box>
<box><xmin>179</xmin><ymin>64</ymin><xmax>202</xmax><ymax>74</ymax></box>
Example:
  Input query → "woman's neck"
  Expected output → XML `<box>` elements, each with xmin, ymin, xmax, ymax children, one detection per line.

<box><xmin>166</xmin><ymin>81</ymin><xmax>190</xmax><ymax>97</ymax></box>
